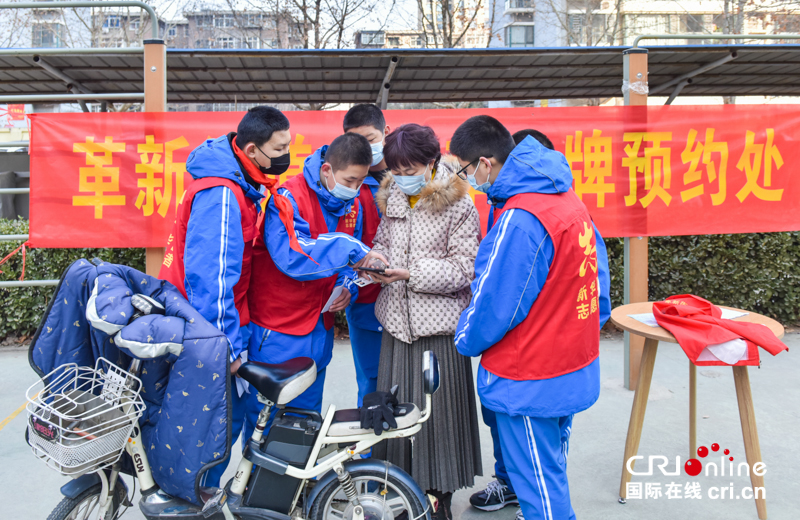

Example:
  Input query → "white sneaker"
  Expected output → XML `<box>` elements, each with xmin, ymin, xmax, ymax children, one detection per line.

<box><xmin>515</xmin><ymin>508</ymin><xmax>525</xmax><ymax>520</ymax></box>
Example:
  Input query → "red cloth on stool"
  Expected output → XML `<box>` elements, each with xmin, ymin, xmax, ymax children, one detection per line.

<box><xmin>653</xmin><ymin>295</ymin><xmax>788</xmax><ymax>366</ymax></box>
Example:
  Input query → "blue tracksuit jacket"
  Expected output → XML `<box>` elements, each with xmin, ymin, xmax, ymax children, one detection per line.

<box><xmin>455</xmin><ymin>136</ymin><xmax>611</xmax><ymax>418</ymax></box>
<box><xmin>183</xmin><ymin>135</ymin><xmax>264</xmax><ymax>363</ymax></box>
<box><xmin>249</xmin><ymin>146</ymin><xmax>369</xmax><ymax>370</ymax></box>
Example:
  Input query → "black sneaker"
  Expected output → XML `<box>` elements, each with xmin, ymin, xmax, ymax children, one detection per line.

<box><xmin>469</xmin><ymin>479</ymin><xmax>519</xmax><ymax>511</ymax></box>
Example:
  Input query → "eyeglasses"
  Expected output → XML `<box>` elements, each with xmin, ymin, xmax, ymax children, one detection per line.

<box><xmin>455</xmin><ymin>155</ymin><xmax>493</xmax><ymax>181</ymax></box>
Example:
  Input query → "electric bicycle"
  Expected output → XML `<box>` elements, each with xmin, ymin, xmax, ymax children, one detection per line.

<box><xmin>27</xmin><ymin>295</ymin><xmax>439</xmax><ymax>520</ymax></box>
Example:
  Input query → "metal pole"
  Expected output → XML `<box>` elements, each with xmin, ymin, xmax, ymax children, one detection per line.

<box><xmin>0</xmin><ymin>93</ymin><xmax>143</xmax><ymax>102</ymax></box>
<box><xmin>0</xmin><ymin>188</ymin><xmax>30</xmax><ymax>194</ymax></box>
<box><xmin>649</xmin><ymin>52</ymin><xmax>738</xmax><ymax>95</ymax></box>
<box><xmin>143</xmin><ymin>37</ymin><xmax>167</xmax><ymax>276</ymax></box>
<box><xmin>0</xmin><ymin>48</ymin><xmax>143</xmax><ymax>55</ymax></box>
<box><xmin>0</xmin><ymin>234</ymin><xmax>29</xmax><ymax>241</ymax></box>
<box><xmin>622</xmin><ymin>48</ymin><xmax>649</xmax><ymax>391</ymax></box>
<box><xmin>0</xmin><ymin>1</ymin><xmax>159</xmax><ymax>39</ymax></box>
<box><xmin>634</xmin><ymin>33</ymin><xmax>800</xmax><ymax>47</ymax></box>
<box><xmin>664</xmin><ymin>80</ymin><xmax>690</xmax><ymax>105</ymax></box>
<box><xmin>376</xmin><ymin>56</ymin><xmax>398</xmax><ymax>108</ymax></box>
<box><xmin>33</xmin><ymin>56</ymin><xmax>93</xmax><ymax>95</ymax></box>
<box><xmin>0</xmin><ymin>280</ymin><xmax>60</xmax><ymax>287</ymax></box>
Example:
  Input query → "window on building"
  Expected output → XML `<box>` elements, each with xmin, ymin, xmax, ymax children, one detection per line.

<box><xmin>130</xmin><ymin>17</ymin><xmax>141</xmax><ymax>31</ymax></box>
<box><xmin>243</xmin><ymin>14</ymin><xmax>262</xmax><ymax>27</ymax></box>
<box><xmin>506</xmin><ymin>0</ymin><xmax>533</xmax><ymax>8</ymax></box>
<box><xmin>32</xmin><ymin>23</ymin><xmax>65</xmax><ymax>48</ymax></box>
<box><xmin>104</xmin><ymin>15</ymin><xmax>121</xmax><ymax>29</ymax></box>
<box><xmin>216</xmin><ymin>36</ymin><xmax>236</xmax><ymax>48</ymax></box>
<box><xmin>196</xmin><ymin>15</ymin><xmax>213</xmax><ymax>28</ymax></box>
<box><xmin>388</xmin><ymin>36</ymin><xmax>400</xmax><ymax>47</ymax></box>
<box><xmin>245</xmin><ymin>36</ymin><xmax>260</xmax><ymax>48</ymax></box>
<box><xmin>414</xmin><ymin>36</ymin><xmax>424</xmax><ymax>47</ymax></box>
<box><xmin>774</xmin><ymin>14</ymin><xmax>800</xmax><ymax>33</ymax></box>
<box><xmin>215</xmin><ymin>14</ymin><xmax>235</xmax><ymax>28</ymax></box>
<box><xmin>684</xmin><ymin>14</ymin><xmax>704</xmax><ymax>33</ymax></box>
<box><xmin>168</xmin><ymin>26</ymin><xmax>177</xmax><ymax>37</ymax></box>
<box><xmin>361</xmin><ymin>31</ymin><xmax>385</xmax><ymax>45</ymax></box>
<box><xmin>505</xmin><ymin>24</ymin><xmax>534</xmax><ymax>47</ymax></box>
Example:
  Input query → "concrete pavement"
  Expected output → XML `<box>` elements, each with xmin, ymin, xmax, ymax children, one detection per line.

<box><xmin>1</xmin><ymin>333</ymin><xmax>797</xmax><ymax>519</ymax></box>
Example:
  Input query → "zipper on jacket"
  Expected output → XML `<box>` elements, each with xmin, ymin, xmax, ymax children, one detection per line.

<box><xmin>258</xmin><ymin>329</ymin><xmax>271</xmax><ymax>351</ymax></box>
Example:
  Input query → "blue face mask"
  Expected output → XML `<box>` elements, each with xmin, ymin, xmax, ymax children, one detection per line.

<box><xmin>394</xmin><ymin>164</ymin><xmax>430</xmax><ymax>196</ymax></box>
<box><xmin>325</xmin><ymin>171</ymin><xmax>362</xmax><ymax>201</ymax></box>
<box><xmin>467</xmin><ymin>163</ymin><xmax>491</xmax><ymax>194</ymax></box>
<box><xmin>370</xmin><ymin>141</ymin><xmax>384</xmax><ymax>167</ymax></box>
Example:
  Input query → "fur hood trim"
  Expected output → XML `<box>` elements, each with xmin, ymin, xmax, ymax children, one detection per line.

<box><xmin>376</xmin><ymin>155</ymin><xmax>470</xmax><ymax>214</ymax></box>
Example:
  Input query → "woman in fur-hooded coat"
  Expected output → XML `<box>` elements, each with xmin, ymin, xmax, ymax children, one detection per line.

<box><xmin>366</xmin><ymin>123</ymin><xmax>482</xmax><ymax>519</ymax></box>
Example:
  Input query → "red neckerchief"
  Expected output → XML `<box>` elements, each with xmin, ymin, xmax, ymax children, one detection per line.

<box><xmin>231</xmin><ymin>139</ymin><xmax>315</xmax><ymax>263</ymax></box>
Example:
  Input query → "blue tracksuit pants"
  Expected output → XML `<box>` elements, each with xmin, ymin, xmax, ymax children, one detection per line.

<box><xmin>481</xmin><ymin>404</ymin><xmax>515</xmax><ymax>493</ymax></box>
<box><xmin>346</xmin><ymin>303</ymin><xmax>382</xmax><ymax>408</ymax></box>
<box><xmin>495</xmin><ymin>412</ymin><xmax>575</xmax><ymax>520</ymax></box>
<box><xmin>348</xmin><ymin>324</ymin><xmax>381</xmax><ymax>407</ymax></box>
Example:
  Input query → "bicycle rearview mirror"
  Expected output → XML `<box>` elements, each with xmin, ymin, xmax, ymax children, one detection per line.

<box><xmin>422</xmin><ymin>351</ymin><xmax>440</xmax><ymax>395</ymax></box>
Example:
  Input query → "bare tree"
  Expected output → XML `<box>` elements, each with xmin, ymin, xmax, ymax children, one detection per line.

<box><xmin>417</xmin><ymin>0</ymin><xmax>487</xmax><ymax>49</ymax></box>
<box><xmin>540</xmin><ymin>0</ymin><xmax>623</xmax><ymax>47</ymax></box>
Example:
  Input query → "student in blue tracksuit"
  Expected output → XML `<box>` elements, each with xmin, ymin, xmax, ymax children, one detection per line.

<box><xmin>160</xmin><ymin>106</ymin><xmax>293</xmax><ymax>488</ymax></box>
<box><xmin>451</xmin><ymin>116</ymin><xmax>611</xmax><ymax>520</ymax></box>
<box><xmin>468</xmin><ymin>128</ymin><xmax>560</xmax><ymax>513</ymax></box>
<box><xmin>245</xmin><ymin>133</ymin><xmax>385</xmax><ymax>438</ymax></box>
<box><xmin>342</xmin><ymin>104</ymin><xmax>391</xmax><ymax>407</ymax></box>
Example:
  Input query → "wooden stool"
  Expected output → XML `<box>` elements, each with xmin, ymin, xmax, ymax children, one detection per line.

<box><xmin>611</xmin><ymin>302</ymin><xmax>784</xmax><ymax>520</ymax></box>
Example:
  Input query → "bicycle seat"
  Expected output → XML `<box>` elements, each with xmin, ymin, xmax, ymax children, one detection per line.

<box><xmin>238</xmin><ymin>358</ymin><xmax>316</xmax><ymax>406</ymax></box>
<box><xmin>326</xmin><ymin>403</ymin><xmax>421</xmax><ymax>437</ymax></box>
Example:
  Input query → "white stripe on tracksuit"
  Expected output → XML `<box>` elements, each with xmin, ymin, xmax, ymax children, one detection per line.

<box><xmin>454</xmin><ymin>209</ymin><xmax>515</xmax><ymax>344</ymax></box>
<box><xmin>524</xmin><ymin>416</ymin><xmax>554</xmax><ymax>520</ymax></box>
<box><xmin>215</xmin><ymin>188</ymin><xmax>235</xmax><ymax>362</ymax></box>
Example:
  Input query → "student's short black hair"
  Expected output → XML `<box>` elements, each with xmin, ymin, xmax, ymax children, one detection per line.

<box><xmin>512</xmin><ymin>129</ymin><xmax>554</xmax><ymax>150</ymax></box>
<box><xmin>235</xmin><ymin>106</ymin><xmax>290</xmax><ymax>149</ymax></box>
<box><xmin>325</xmin><ymin>133</ymin><xmax>372</xmax><ymax>171</ymax></box>
<box><xmin>343</xmin><ymin>104</ymin><xmax>386</xmax><ymax>132</ymax></box>
<box><xmin>450</xmin><ymin>115</ymin><xmax>516</xmax><ymax>165</ymax></box>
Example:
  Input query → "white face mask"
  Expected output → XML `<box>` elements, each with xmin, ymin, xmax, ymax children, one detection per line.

<box><xmin>394</xmin><ymin>163</ymin><xmax>430</xmax><ymax>196</ymax></box>
<box><xmin>467</xmin><ymin>161</ymin><xmax>491</xmax><ymax>194</ymax></box>
<box><xmin>370</xmin><ymin>141</ymin><xmax>384</xmax><ymax>167</ymax></box>
<box><xmin>325</xmin><ymin>170</ymin><xmax>362</xmax><ymax>201</ymax></box>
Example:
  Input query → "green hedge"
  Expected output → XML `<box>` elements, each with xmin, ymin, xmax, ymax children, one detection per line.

<box><xmin>0</xmin><ymin>218</ymin><xmax>145</xmax><ymax>339</ymax></box>
<box><xmin>606</xmin><ymin>232</ymin><xmax>800</xmax><ymax>324</ymax></box>
<box><xmin>1</xmin><ymin>218</ymin><xmax>797</xmax><ymax>340</ymax></box>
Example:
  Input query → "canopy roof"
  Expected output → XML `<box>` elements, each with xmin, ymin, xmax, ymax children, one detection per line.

<box><xmin>1</xmin><ymin>44</ymin><xmax>799</xmax><ymax>103</ymax></box>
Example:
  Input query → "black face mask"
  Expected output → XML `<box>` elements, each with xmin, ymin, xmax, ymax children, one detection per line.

<box><xmin>255</xmin><ymin>145</ymin><xmax>291</xmax><ymax>176</ymax></box>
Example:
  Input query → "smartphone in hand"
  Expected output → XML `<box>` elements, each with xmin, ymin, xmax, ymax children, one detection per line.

<box><xmin>357</xmin><ymin>266</ymin><xmax>387</xmax><ymax>274</ymax></box>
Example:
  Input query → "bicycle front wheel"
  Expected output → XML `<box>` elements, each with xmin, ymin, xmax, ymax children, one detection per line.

<box><xmin>47</xmin><ymin>482</ymin><xmax>124</xmax><ymax>520</ymax></box>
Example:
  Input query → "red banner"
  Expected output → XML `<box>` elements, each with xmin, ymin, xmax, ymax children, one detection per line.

<box><xmin>30</xmin><ymin>105</ymin><xmax>800</xmax><ymax>248</ymax></box>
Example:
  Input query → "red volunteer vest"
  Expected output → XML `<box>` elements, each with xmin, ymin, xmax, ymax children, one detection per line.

<box><xmin>481</xmin><ymin>189</ymin><xmax>600</xmax><ymax>380</ymax></box>
<box><xmin>159</xmin><ymin>177</ymin><xmax>258</xmax><ymax>326</ymax></box>
<box><xmin>355</xmin><ymin>183</ymin><xmax>382</xmax><ymax>304</ymax></box>
<box><xmin>248</xmin><ymin>174</ymin><xmax>361</xmax><ymax>335</ymax></box>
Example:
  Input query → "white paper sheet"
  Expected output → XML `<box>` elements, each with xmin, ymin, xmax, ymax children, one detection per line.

<box><xmin>321</xmin><ymin>285</ymin><xmax>345</xmax><ymax>313</ymax></box>
<box><xmin>628</xmin><ymin>308</ymin><xmax>749</xmax><ymax>328</ymax></box>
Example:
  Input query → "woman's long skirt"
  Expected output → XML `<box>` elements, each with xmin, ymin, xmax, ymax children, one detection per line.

<box><xmin>373</xmin><ymin>331</ymin><xmax>483</xmax><ymax>494</ymax></box>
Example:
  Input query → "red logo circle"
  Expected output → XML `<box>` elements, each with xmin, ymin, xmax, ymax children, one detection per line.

<box><xmin>685</xmin><ymin>458</ymin><xmax>703</xmax><ymax>476</ymax></box>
